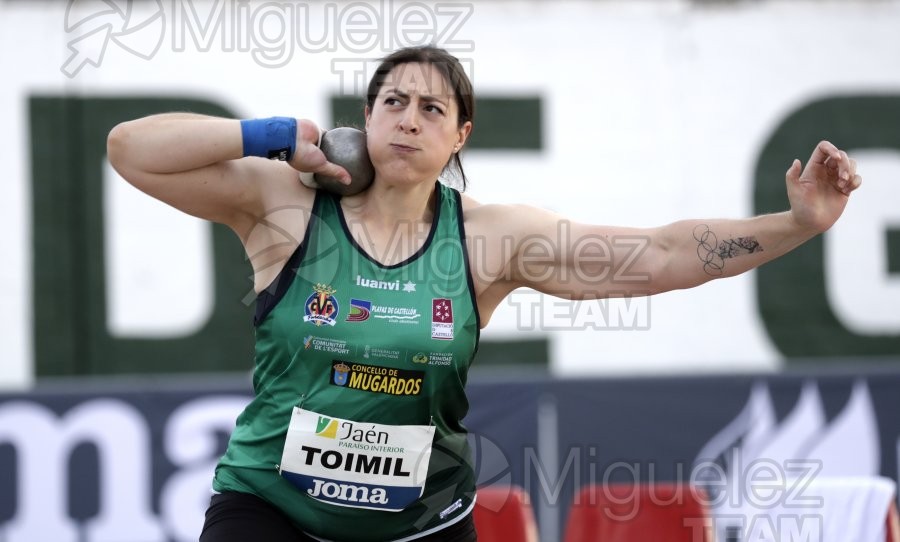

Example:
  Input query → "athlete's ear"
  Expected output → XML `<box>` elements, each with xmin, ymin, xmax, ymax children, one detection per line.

<box><xmin>455</xmin><ymin>120</ymin><xmax>472</xmax><ymax>151</ymax></box>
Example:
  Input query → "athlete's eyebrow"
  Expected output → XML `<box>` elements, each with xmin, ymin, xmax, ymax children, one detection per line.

<box><xmin>385</xmin><ymin>88</ymin><xmax>449</xmax><ymax>107</ymax></box>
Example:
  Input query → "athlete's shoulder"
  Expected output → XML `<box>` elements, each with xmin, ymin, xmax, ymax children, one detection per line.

<box><xmin>456</xmin><ymin>190</ymin><xmax>478</xmax><ymax>209</ymax></box>
<box><xmin>459</xmin><ymin>193</ymin><xmax>536</xmax><ymax>225</ymax></box>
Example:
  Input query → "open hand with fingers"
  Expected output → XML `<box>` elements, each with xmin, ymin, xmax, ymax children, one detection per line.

<box><xmin>786</xmin><ymin>140</ymin><xmax>862</xmax><ymax>234</ymax></box>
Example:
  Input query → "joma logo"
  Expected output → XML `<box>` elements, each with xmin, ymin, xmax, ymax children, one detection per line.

<box><xmin>307</xmin><ymin>479</ymin><xmax>389</xmax><ymax>505</ymax></box>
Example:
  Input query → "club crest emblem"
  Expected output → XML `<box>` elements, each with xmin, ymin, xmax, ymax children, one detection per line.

<box><xmin>304</xmin><ymin>283</ymin><xmax>339</xmax><ymax>326</ymax></box>
<box><xmin>332</xmin><ymin>362</ymin><xmax>351</xmax><ymax>386</ymax></box>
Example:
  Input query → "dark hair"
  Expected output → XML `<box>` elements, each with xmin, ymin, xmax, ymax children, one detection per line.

<box><xmin>366</xmin><ymin>45</ymin><xmax>475</xmax><ymax>190</ymax></box>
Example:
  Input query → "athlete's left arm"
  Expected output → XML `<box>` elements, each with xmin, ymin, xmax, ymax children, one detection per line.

<box><xmin>500</xmin><ymin>140</ymin><xmax>862</xmax><ymax>300</ymax></box>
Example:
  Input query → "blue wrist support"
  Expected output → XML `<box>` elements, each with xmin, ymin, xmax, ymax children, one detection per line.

<box><xmin>240</xmin><ymin>117</ymin><xmax>297</xmax><ymax>161</ymax></box>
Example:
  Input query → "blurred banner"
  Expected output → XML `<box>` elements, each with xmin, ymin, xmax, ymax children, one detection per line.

<box><xmin>2</xmin><ymin>368</ymin><xmax>899</xmax><ymax>541</ymax></box>
<box><xmin>1</xmin><ymin>2</ymin><xmax>899</xmax><ymax>384</ymax></box>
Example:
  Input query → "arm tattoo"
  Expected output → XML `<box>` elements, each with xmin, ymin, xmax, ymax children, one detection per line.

<box><xmin>692</xmin><ymin>224</ymin><xmax>763</xmax><ymax>276</ymax></box>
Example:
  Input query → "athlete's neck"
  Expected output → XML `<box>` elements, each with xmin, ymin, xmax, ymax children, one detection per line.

<box><xmin>341</xmin><ymin>179</ymin><xmax>437</xmax><ymax>229</ymax></box>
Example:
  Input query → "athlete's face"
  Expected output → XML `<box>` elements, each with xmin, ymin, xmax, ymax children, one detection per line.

<box><xmin>365</xmin><ymin>62</ymin><xmax>471</xmax><ymax>186</ymax></box>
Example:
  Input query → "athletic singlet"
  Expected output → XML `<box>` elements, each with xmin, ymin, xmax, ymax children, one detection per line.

<box><xmin>213</xmin><ymin>181</ymin><xmax>481</xmax><ymax>542</ymax></box>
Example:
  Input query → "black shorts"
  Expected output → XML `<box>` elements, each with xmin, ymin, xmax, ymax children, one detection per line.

<box><xmin>199</xmin><ymin>491</ymin><xmax>478</xmax><ymax>542</ymax></box>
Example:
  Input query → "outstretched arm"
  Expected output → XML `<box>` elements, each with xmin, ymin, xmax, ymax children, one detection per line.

<box><xmin>648</xmin><ymin>140</ymin><xmax>860</xmax><ymax>291</ymax></box>
<box><xmin>491</xmin><ymin>141</ymin><xmax>861</xmax><ymax>300</ymax></box>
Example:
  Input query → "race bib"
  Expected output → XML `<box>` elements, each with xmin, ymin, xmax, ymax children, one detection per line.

<box><xmin>279</xmin><ymin>408</ymin><xmax>435</xmax><ymax>511</ymax></box>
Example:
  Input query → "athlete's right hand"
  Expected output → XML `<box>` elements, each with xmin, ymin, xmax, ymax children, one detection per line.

<box><xmin>290</xmin><ymin>119</ymin><xmax>351</xmax><ymax>185</ymax></box>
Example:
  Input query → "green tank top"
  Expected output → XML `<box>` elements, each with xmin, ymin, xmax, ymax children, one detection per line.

<box><xmin>213</xmin><ymin>182</ymin><xmax>481</xmax><ymax>541</ymax></box>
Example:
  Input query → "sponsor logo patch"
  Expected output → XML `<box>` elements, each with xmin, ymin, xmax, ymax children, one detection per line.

<box><xmin>431</xmin><ymin>298</ymin><xmax>454</xmax><ymax>340</ymax></box>
<box><xmin>330</xmin><ymin>361</ymin><xmax>424</xmax><ymax>396</ymax></box>
<box><xmin>346</xmin><ymin>298</ymin><xmax>371</xmax><ymax>322</ymax></box>
<box><xmin>363</xmin><ymin>345</ymin><xmax>402</xmax><ymax>360</ymax></box>
<box><xmin>305</xmin><ymin>336</ymin><xmax>352</xmax><ymax>356</ymax></box>
<box><xmin>355</xmin><ymin>275</ymin><xmax>417</xmax><ymax>293</ymax></box>
<box><xmin>371</xmin><ymin>304</ymin><xmax>420</xmax><ymax>324</ymax></box>
<box><xmin>410</xmin><ymin>352</ymin><xmax>453</xmax><ymax>367</ymax></box>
